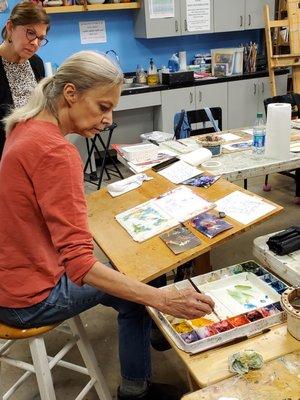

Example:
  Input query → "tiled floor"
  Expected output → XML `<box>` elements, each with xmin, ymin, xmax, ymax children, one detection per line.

<box><xmin>2</xmin><ymin>163</ymin><xmax>298</xmax><ymax>399</ymax></box>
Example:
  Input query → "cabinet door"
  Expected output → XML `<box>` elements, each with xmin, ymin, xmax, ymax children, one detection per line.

<box><xmin>245</xmin><ymin>0</ymin><xmax>275</xmax><ymax>30</ymax></box>
<box><xmin>159</xmin><ymin>87</ymin><xmax>196</xmax><ymax>134</ymax></box>
<box><xmin>257</xmin><ymin>74</ymin><xmax>288</xmax><ymax>117</ymax></box>
<box><xmin>214</xmin><ymin>0</ymin><xmax>245</xmax><ymax>33</ymax></box>
<box><xmin>134</xmin><ymin>0</ymin><xmax>181</xmax><ymax>38</ymax></box>
<box><xmin>180</xmin><ymin>0</ymin><xmax>213</xmax><ymax>35</ymax></box>
<box><xmin>196</xmin><ymin>82</ymin><xmax>228</xmax><ymax>130</ymax></box>
<box><xmin>228</xmin><ymin>79</ymin><xmax>259</xmax><ymax>129</ymax></box>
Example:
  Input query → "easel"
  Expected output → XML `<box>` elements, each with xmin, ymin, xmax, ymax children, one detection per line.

<box><xmin>264</xmin><ymin>0</ymin><xmax>300</xmax><ymax>96</ymax></box>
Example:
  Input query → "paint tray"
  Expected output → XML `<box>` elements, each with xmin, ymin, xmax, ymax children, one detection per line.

<box><xmin>148</xmin><ymin>260</ymin><xmax>288</xmax><ymax>354</ymax></box>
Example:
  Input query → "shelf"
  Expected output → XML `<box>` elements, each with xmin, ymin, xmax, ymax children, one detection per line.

<box><xmin>44</xmin><ymin>2</ymin><xmax>140</xmax><ymax>14</ymax></box>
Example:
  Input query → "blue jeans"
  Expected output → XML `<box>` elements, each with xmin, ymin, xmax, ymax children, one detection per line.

<box><xmin>0</xmin><ymin>274</ymin><xmax>152</xmax><ymax>381</ymax></box>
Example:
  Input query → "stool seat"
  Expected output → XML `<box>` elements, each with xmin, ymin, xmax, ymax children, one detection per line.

<box><xmin>0</xmin><ymin>315</ymin><xmax>112</xmax><ymax>399</ymax></box>
<box><xmin>0</xmin><ymin>322</ymin><xmax>56</xmax><ymax>340</ymax></box>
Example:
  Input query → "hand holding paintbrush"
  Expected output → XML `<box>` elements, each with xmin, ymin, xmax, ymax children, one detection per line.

<box><xmin>188</xmin><ymin>277</ymin><xmax>222</xmax><ymax>321</ymax></box>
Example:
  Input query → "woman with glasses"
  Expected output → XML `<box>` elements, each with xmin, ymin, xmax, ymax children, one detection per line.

<box><xmin>0</xmin><ymin>1</ymin><xmax>50</xmax><ymax>158</ymax></box>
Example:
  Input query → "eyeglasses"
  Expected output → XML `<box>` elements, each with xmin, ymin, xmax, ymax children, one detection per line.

<box><xmin>25</xmin><ymin>28</ymin><xmax>48</xmax><ymax>47</ymax></box>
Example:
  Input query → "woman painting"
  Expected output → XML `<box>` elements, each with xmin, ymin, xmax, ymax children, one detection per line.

<box><xmin>0</xmin><ymin>1</ymin><xmax>49</xmax><ymax>158</ymax></box>
<box><xmin>0</xmin><ymin>50</ymin><xmax>214</xmax><ymax>400</ymax></box>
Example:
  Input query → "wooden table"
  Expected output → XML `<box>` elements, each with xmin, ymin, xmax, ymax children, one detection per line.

<box><xmin>182</xmin><ymin>348</ymin><xmax>300</xmax><ymax>400</ymax></box>
<box><xmin>86</xmin><ymin>170</ymin><xmax>282</xmax><ymax>283</ymax></box>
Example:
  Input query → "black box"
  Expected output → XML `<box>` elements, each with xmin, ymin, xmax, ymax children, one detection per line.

<box><xmin>162</xmin><ymin>71</ymin><xmax>194</xmax><ymax>86</ymax></box>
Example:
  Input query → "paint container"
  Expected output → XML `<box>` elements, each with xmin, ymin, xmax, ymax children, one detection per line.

<box><xmin>228</xmin><ymin>315</ymin><xmax>250</xmax><ymax>327</ymax></box>
<box><xmin>172</xmin><ymin>322</ymin><xmax>193</xmax><ymax>334</ymax></box>
<box><xmin>196</xmin><ymin>326</ymin><xmax>217</xmax><ymax>339</ymax></box>
<box><xmin>180</xmin><ymin>330</ymin><xmax>199</xmax><ymax>344</ymax></box>
<box><xmin>270</xmin><ymin>280</ymin><xmax>288</xmax><ymax>294</ymax></box>
<box><xmin>212</xmin><ymin>320</ymin><xmax>234</xmax><ymax>333</ymax></box>
<box><xmin>281</xmin><ymin>288</ymin><xmax>300</xmax><ymax>340</ymax></box>
<box><xmin>246</xmin><ymin>310</ymin><xmax>264</xmax><ymax>322</ymax></box>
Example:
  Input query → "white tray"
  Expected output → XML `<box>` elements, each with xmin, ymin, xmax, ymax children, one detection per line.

<box><xmin>148</xmin><ymin>261</ymin><xmax>288</xmax><ymax>354</ymax></box>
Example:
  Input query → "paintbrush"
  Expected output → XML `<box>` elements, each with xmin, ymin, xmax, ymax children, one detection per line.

<box><xmin>188</xmin><ymin>277</ymin><xmax>222</xmax><ymax>322</ymax></box>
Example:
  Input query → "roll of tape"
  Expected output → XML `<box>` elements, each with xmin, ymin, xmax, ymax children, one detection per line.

<box><xmin>201</xmin><ymin>160</ymin><xmax>222</xmax><ymax>170</ymax></box>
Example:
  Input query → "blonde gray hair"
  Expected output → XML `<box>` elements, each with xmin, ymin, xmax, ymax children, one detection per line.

<box><xmin>4</xmin><ymin>51</ymin><xmax>123</xmax><ymax>135</ymax></box>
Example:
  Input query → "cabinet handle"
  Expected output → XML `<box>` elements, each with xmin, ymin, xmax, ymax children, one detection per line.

<box><xmin>190</xmin><ymin>91</ymin><xmax>193</xmax><ymax>104</ymax></box>
<box><xmin>253</xmin><ymin>83</ymin><xmax>257</xmax><ymax>95</ymax></box>
<box><xmin>198</xmin><ymin>91</ymin><xmax>202</xmax><ymax>103</ymax></box>
<box><xmin>175</xmin><ymin>20</ymin><xmax>179</xmax><ymax>32</ymax></box>
<box><xmin>184</xmin><ymin>19</ymin><xmax>187</xmax><ymax>31</ymax></box>
<box><xmin>248</xmin><ymin>14</ymin><xmax>251</xmax><ymax>26</ymax></box>
<box><xmin>240</xmin><ymin>15</ymin><xmax>243</xmax><ymax>27</ymax></box>
<box><xmin>262</xmin><ymin>82</ymin><xmax>265</xmax><ymax>94</ymax></box>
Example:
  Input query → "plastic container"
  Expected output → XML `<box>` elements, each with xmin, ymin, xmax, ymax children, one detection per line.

<box><xmin>147</xmin><ymin>58</ymin><xmax>159</xmax><ymax>86</ymax></box>
<box><xmin>136</xmin><ymin>65</ymin><xmax>147</xmax><ymax>84</ymax></box>
<box><xmin>122</xmin><ymin>144</ymin><xmax>159</xmax><ymax>163</ymax></box>
<box><xmin>252</xmin><ymin>113</ymin><xmax>266</xmax><ymax>158</ymax></box>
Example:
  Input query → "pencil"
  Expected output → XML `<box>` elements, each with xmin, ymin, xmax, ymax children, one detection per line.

<box><xmin>188</xmin><ymin>277</ymin><xmax>222</xmax><ymax>321</ymax></box>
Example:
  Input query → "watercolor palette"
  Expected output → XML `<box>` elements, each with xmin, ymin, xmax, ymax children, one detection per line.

<box><xmin>151</xmin><ymin>260</ymin><xmax>288</xmax><ymax>354</ymax></box>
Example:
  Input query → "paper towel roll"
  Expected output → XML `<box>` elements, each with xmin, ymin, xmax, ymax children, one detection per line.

<box><xmin>44</xmin><ymin>62</ymin><xmax>53</xmax><ymax>77</ymax></box>
<box><xmin>265</xmin><ymin>103</ymin><xmax>291</xmax><ymax>160</ymax></box>
<box><xmin>179</xmin><ymin>51</ymin><xmax>187</xmax><ymax>71</ymax></box>
<box><xmin>180</xmin><ymin>148</ymin><xmax>212</xmax><ymax>166</ymax></box>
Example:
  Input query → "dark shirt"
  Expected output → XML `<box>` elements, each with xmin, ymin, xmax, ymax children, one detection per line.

<box><xmin>0</xmin><ymin>54</ymin><xmax>45</xmax><ymax>158</ymax></box>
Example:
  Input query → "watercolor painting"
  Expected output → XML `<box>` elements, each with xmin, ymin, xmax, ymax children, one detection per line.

<box><xmin>199</xmin><ymin>272</ymin><xmax>281</xmax><ymax>317</ymax></box>
<box><xmin>116</xmin><ymin>201</ymin><xmax>178</xmax><ymax>242</ymax></box>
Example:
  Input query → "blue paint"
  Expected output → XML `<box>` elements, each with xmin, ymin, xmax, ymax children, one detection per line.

<box><xmin>1</xmin><ymin>1</ymin><xmax>263</xmax><ymax>72</ymax></box>
<box><xmin>270</xmin><ymin>280</ymin><xmax>287</xmax><ymax>294</ymax></box>
<box><xmin>244</xmin><ymin>303</ymin><xmax>256</xmax><ymax>310</ymax></box>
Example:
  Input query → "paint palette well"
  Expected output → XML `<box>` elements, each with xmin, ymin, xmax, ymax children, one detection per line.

<box><xmin>150</xmin><ymin>261</ymin><xmax>288</xmax><ymax>354</ymax></box>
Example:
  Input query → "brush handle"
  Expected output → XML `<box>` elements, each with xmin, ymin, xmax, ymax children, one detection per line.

<box><xmin>188</xmin><ymin>278</ymin><xmax>222</xmax><ymax>321</ymax></box>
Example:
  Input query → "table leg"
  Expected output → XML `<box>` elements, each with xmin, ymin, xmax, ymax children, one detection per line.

<box><xmin>186</xmin><ymin>370</ymin><xmax>200</xmax><ymax>392</ymax></box>
<box><xmin>295</xmin><ymin>168</ymin><xmax>300</xmax><ymax>202</ymax></box>
<box><xmin>192</xmin><ymin>252</ymin><xmax>212</xmax><ymax>276</ymax></box>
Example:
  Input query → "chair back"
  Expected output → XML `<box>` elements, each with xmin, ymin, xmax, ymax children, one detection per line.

<box><xmin>174</xmin><ymin>107</ymin><xmax>222</xmax><ymax>139</ymax></box>
<box><xmin>264</xmin><ymin>93</ymin><xmax>300</xmax><ymax>118</ymax></box>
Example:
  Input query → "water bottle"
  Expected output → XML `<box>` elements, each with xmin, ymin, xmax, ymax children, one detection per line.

<box><xmin>252</xmin><ymin>113</ymin><xmax>266</xmax><ymax>158</ymax></box>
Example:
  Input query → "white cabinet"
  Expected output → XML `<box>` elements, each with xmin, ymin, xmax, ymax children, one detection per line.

<box><xmin>214</xmin><ymin>0</ymin><xmax>244</xmax><ymax>33</ymax></box>
<box><xmin>156</xmin><ymin>82</ymin><xmax>228</xmax><ymax>134</ymax></box>
<box><xmin>228</xmin><ymin>74</ymin><xmax>288</xmax><ymax>129</ymax></box>
<box><xmin>134</xmin><ymin>0</ymin><xmax>213</xmax><ymax>39</ymax></box>
<box><xmin>214</xmin><ymin>0</ymin><xmax>275</xmax><ymax>33</ymax></box>
<box><xmin>245</xmin><ymin>0</ymin><xmax>275</xmax><ymax>30</ymax></box>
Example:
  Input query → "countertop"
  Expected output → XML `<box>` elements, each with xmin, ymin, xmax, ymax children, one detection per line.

<box><xmin>121</xmin><ymin>68</ymin><xmax>289</xmax><ymax>95</ymax></box>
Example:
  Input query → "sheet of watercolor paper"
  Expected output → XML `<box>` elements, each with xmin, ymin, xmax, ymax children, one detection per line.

<box><xmin>155</xmin><ymin>186</ymin><xmax>214</xmax><ymax>222</ymax></box>
<box><xmin>199</xmin><ymin>272</ymin><xmax>280</xmax><ymax>319</ymax></box>
<box><xmin>116</xmin><ymin>200</ymin><xmax>178</xmax><ymax>242</ymax></box>
<box><xmin>215</xmin><ymin>191</ymin><xmax>276</xmax><ymax>225</ymax></box>
<box><xmin>218</xmin><ymin>133</ymin><xmax>241</xmax><ymax>142</ymax></box>
<box><xmin>158</xmin><ymin>160</ymin><xmax>202</xmax><ymax>184</ymax></box>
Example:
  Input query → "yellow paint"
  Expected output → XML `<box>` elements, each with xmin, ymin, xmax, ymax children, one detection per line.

<box><xmin>189</xmin><ymin>317</ymin><xmax>214</xmax><ymax>327</ymax></box>
<box><xmin>172</xmin><ymin>322</ymin><xmax>193</xmax><ymax>333</ymax></box>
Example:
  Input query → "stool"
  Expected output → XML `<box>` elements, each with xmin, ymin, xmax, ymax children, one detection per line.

<box><xmin>84</xmin><ymin>123</ymin><xmax>123</xmax><ymax>190</ymax></box>
<box><xmin>0</xmin><ymin>315</ymin><xmax>112</xmax><ymax>400</ymax></box>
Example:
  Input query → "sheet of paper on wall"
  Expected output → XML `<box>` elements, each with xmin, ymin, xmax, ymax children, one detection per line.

<box><xmin>186</xmin><ymin>0</ymin><xmax>210</xmax><ymax>32</ymax></box>
<box><xmin>79</xmin><ymin>21</ymin><xmax>107</xmax><ymax>44</ymax></box>
<box><xmin>158</xmin><ymin>160</ymin><xmax>203</xmax><ymax>184</ymax></box>
<box><xmin>149</xmin><ymin>0</ymin><xmax>175</xmax><ymax>19</ymax></box>
<box><xmin>215</xmin><ymin>191</ymin><xmax>276</xmax><ymax>225</ymax></box>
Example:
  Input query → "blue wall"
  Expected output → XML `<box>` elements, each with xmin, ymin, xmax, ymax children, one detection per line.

<box><xmin>1</xmin><ymin>1</ymin><xmax>262</xmax><ymax>72</ymax></box>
